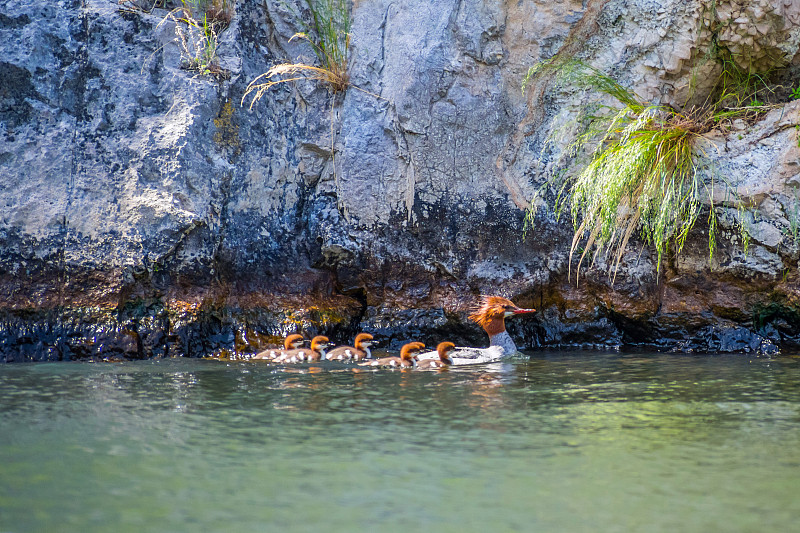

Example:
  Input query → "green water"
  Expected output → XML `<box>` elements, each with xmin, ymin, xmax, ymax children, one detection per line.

<box><xmin>2</xmin><ymin>352</ymin><xmax>800</xmax><ymax>532</ymax></box>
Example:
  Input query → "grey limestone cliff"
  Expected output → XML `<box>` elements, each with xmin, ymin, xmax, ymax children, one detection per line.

<box><xmin>1</xmin><ymin>0</ymin><xmax>800</xmax><ymax>361</ymax></box>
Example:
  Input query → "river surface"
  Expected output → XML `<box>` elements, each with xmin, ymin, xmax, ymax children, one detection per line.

<box><xmin>2</xmin><ymin>351</ymin><xmax>800</xmax><ymax>532</ymax></box>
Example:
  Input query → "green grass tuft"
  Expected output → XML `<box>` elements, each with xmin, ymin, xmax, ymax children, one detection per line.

<box><xmin>301</xmin><ymin>0</ymin><xmax>351</xmax><ymax>83</ymax></box>
<box><xmin>524</xmin><ymin>59</ymin><xmax>756</xmax><ymax>282</ymax></box>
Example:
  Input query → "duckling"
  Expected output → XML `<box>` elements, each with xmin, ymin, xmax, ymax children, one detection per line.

<box><xmin>415</xmin><ymin>342</ymin><xmax>454</xmax><ymax>370</ymax></box>
<box><xmin>326</xmin><ymin>333</ymin><xmax>375</xmax><ymax>361</ymax></box>
<box><xmin>252</xmin><ymin>334</ymin><xmax>305</xmax><ymax>360</ymax></box>
<box><xmin>273</xmin><ymin>335</ymin><xmax>330</xmax><ymax>363</ymax></box>
<box><xmin>359</xmin><ymin>342</ymin><xmax>424</xmax><ymax>369</ymax></box>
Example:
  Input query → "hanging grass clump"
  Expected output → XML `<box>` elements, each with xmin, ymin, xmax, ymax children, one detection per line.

<box><xmin>523</xmin><ymin>59</ymin><xmax>756</xmax><ymax>282</ymax></box>
<box><xmin>243</xmin><ymin>0</ymin><xmax>352</xmax><ymax>108</ymax></box>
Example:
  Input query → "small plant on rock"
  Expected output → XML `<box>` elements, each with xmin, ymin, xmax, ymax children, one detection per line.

<box><xmin>243</xmin><ymin>0</ymin><xmax>353</xmax><ymax>108</ymax></box>
<box><xmin>785</xmin><ymin>187</ymin><xmax>800</xmax><ymax>248</ymax></box>
<box><xmin>241</xmin><ymin>0</ymin><xmax>384</xmax><ymax>218</ymax></box>
<box><xmin>155</xmin><ymin>0</ymin><xmax>233</xmax><ymax>79</ymax></box>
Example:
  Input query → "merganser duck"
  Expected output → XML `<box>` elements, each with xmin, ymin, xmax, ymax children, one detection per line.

<box><xmin>417</xmin><ymin>296</ymin><xmax>536</xmax><ymax>365</ymax></box>
<box><xmin>415</xmin><ymin>342</ymin><xmax>454</xmax><ymax>370</ymax></box>
<box><xmin>273</xmin><ymin>335</ymin><xmax>330</xmax><ymax>363</ymax></box>
<box><xmin>252</xmin><ymin>334</ymin><xmax>305</xmax><ymax>360</ymax></box>
<box><xmin>359</xmin><ymin>342</ymin><xmax>424</xmax><ymax>368</ymax></box>
<box><xmin>325</xmin><ymin>333</ymin><xmax>375</xmax><ymax>361</ymax></box>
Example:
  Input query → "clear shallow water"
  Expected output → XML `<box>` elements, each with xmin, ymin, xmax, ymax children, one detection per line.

<box><xmin>2</xmin><ymin>352</ymin><xmax>800</xmax><ymax>533</ymax></box>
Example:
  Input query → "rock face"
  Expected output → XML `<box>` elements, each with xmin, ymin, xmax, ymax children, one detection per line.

<box><xmin>1</xmin><ymin>0</ymin><xmax>799</xmax><ymax>361</ymax></box>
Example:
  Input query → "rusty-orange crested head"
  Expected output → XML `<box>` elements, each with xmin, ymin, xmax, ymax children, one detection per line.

<box><xmin>468</xmin><ymin>295</ymin><xmax>536</xmax><ymax>328</ymax></box>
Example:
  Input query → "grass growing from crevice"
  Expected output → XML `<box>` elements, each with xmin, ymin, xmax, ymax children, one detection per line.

<box><xmin>702</xmin><ymin>53</ymin><xmax>785</xmax><ymax>123</ymax></box>
<box><xmin>128</xmin><ymin>0</ymin><xmax>233</xmax><ymax>79</ymax></box>
<box><xmin>173</xmin><ymin>11</ymin><xmax>223</xmax><ymax>76</ymax></box>
<box><xmin>784</xmin><ymin>187</ymin><xmax>800</xmax><ymax>249</ymax></box>
<box><xmin>241</xmin><ymin>0</ymin><xmax>387</xmax><ymax>220</ymax></box>
<box><xmin>242</xmin><ymin>0</ymin><xmax>386</xmax><ymax>107</ymax></box>
<box><xmin>163</xmin><ymin>1</ymin><xmax>233</xmax><ymax>78</ymax></box>
<box><xmin>523</xmin><ymin>59</ymin><xmax>756</xmax><ymax>282</ymax></box>
<box><xmin>243</xmin><ymin>0</ymin><xmax>353</xmax><ymax>107</ymax></box>
<box><xmin>241</xmin><ymin>0</ymin><xmax>351</xmax><ymax>219</ymax></box>
<box><xmin>714</xmin><ymin>53</ymin><xmax>772</xmax><ymax>104</ymax></box>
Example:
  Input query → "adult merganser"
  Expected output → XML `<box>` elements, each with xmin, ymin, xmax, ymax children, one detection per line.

<box><xmin>417</xmin><ymin>296</ymin><xmax>536</xmax><ymax>365</ymax></box>
<box><xmin>273</xmin><ymin>335</ymin><xmax>331</xmax><ymax>363</ymax></box>
<box><xmin>252</xmin><ymin>334</ymin><xmax>305</xmax><ymax>360</ymax></box>
<box><xmin>415</xmin><ymin>342</ymin><xmax>454</xmax><ymax>370</ymax></box>
<box><xmin>359</xmin><ymin>342</ymin><xmax>424</xmax><ymax>368</ymax></box>
<box><xmin>326</xmin><ymin>333</ymin><xmax>375</xmax><ymax>361</ymax></box>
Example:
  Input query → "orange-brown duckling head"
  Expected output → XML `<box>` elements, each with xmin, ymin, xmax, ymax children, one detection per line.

<box><xmin>310</xmin><ymin>335</ymin><xmax>331</xmax><ymax>352</ymax></box>
<box><xmin>400</xmin><ymin>342</ymin><xmax>425</xmax><ymax>361</ymax></box>
<box><xmin>354</xmin><ymin>333</ymin><xmax>374</xmax><ymax>349</ymax></box>
<box><xmin>436</xmin><ymin>341</ymin><xmax>456</xmax><ymax>364</ymax></box>
<box><xmin>468</xmin><ymin>296</ymin><xmax>536</xmax><ymax>335</ymax></box>
<box><xmin>410</xmin><ymin>341</ymin><xmax>426</xmax><ymax>360</ymax></box>
<box><xmin>284</xmin><ymin>334</ymin><xmax>305</xmax><ymax>350</ymax></box>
